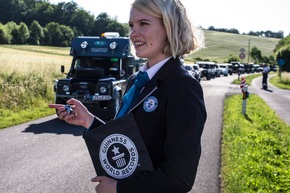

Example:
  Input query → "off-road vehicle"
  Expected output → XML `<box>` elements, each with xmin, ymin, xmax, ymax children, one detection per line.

<box><xmin>53</xmin><ymin>32</ymin><xmax>141</xmax><ymax>120</ymax></box>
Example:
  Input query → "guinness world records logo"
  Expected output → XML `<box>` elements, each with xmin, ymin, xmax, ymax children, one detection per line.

<box><xmin>143</xmin><ymin>96</ymin><xmax>158</xmax><ymax>112</ymax></box>
<box><xmin>99</xmin><ymin>134</ymin><xmax>139</xmax><ymax>179</ymax></box>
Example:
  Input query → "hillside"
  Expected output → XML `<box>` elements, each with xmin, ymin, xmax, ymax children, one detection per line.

<box><xmin>1</xmin><ymin>30</ymin><xmax>281</xmax><ymax>64</ymax></box>
<box><xmin>186</xmin><ymin>30</ymin><xmax>281</xmax><ymax>63</ymax></box>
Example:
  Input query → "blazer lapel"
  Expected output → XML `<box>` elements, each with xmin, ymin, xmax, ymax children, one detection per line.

<box><xmin>128</xmin><ymin>57</ymin><xmax>181</xmax><ymax>112</ymax></box>
<box><xmin>128</xmin><ymin>77</ymin><xmax>158</xmax><ymax>112</ymax></box>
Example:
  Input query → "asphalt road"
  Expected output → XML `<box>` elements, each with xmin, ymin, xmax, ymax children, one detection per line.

<box><xmin>0</xmin><ymin>117</ymin><xmax>97</xmax><ymax>193</ymax></box>
<box><xmin>0</xmin><ymin>74</ymin><xmax>252</xmax><ymax>193</ymax></box>
<box><xmin>191</xmin><ymin>75</ymin><xmax>240</xmax><ymax>193</ymax></box>
<box><xmin>250</xmin><ymin>74</ymin><xmax>290</xmax><ymax>126</ymax></box>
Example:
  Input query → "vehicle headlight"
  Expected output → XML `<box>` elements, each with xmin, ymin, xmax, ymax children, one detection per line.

<box><xmin>63</xmin><ymin>85</ymin><xmax>69</xmax><ymax>92</ymax></box>
<box><xmin>100</xmin><ymin>86</ymin><xmax>107</xmax><ymax>93</ymax></box>
<box><xmin>110</xmin><ymin>42</ymin><xmax>117</xmax><ymax>49</ymax></box>
<box><xmin>81</xmin><ymin>41</ymin><xmax>88</xmax><ymax>49</ymax></box>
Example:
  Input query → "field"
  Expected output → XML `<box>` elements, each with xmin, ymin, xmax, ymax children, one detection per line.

<box><xmin>186</xmin><ymin>30</ymin><xmax>280</xmax><ymax>63</ymax></box>
<box><xmin>0</xmin><ymin>45</ymin><xmax>71</xmax><ymax>128</ymax></box>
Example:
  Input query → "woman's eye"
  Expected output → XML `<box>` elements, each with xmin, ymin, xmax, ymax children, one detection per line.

<box><xmin>140</xmin><ymin>22</ymin><xmax>148</xmax><ymax>26</ymax></box>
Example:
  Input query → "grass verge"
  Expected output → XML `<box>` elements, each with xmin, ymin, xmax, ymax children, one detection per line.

<box><xmin>0</xmin><ymin>100</ymin><xmax>55</xmax><ymax>128</ymax></box>
<box><xmin>0</xmin><ymin>45</ymin><xmax>70</xmax><ymax>129</ymax></box>
<box><xmin>232</xmin><ymin>73</ymin><xmax>262</xmax><ymax>85</ymax></box>
<box><xmin>221</xmin><ymin>94</ymin><xmax>290</xmax><ymax>193</ymax></box>
<box><xmin>270</xmin><ymin>72</ymin><xmax>290</xmax><ymax>90</ymax></box>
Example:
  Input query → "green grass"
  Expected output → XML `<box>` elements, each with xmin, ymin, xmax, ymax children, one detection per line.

<box><xmin>232</xmin><ymin>73</ymin><xmax>262</xmax><ymax>85</ymax></box>
<box><xmin>0</xmin><ymin>100</ymin><xmax>55</xmax><ymax>129</ymax></box>
<box><xmin>185</xmin><ymin>30</ymin><xmax>280</xmax><ymax>63</ymax></box>
<box><xmin>0</xmin><ymin>45</ymin><xmax>71</xmax><ymax>129</ymax></box>
<box><xmin>221</xmin><ymin>94</ymin><xmax>290</xmax><ymax>193</ymax></box>
<box><xmin>270</xmin><ymin>73</ymin><xmax>290</xmax><ymax>90</ymax></box>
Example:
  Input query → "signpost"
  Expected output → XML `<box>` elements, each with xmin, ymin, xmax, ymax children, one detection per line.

<box><xmin>239</xmin><ymin>52</ymin><xmax>246</xmax><ymax>60</ymax></box>
<box><xmin>277</xmin><ymin>59</ymin><xmax>285</xmax><ymax>81</ymax></box>
<box><xmin>278</xmin><ymin>59</ymin><xmax>285</xmax><ymax>66</ymax></box>
<box><xmin>240</xmin><ymin>77</ymin><xmax>249</xmax><ymax>115</ymax></box>
<box><xmin>239</xmin><ymin>48</ymin><xmax>246</xmax><ymax>62</ymax></box>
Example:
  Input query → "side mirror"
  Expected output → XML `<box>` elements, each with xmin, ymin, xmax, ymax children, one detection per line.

<box><xmin>61</xmin><ymin>65</ymin><xmax>65</xmax><ymax>73</ymax></box>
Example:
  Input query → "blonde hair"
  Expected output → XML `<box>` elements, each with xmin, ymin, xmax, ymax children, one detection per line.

<box><xmin>131</xmin><ymin>0</ymin><xmax>204</xmax><ymax>58</ymax></box>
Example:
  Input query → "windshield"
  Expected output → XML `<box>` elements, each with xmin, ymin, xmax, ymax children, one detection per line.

<box><xmin>75</xmin><ymin>57</ymin><xmax>121</xmax><ymax>77</ymax></box>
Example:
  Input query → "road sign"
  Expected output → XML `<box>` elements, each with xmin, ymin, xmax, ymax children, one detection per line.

<box><xmin>278</xmin><ymin>59</ymin><xmax>285</xmax><ymax>66</ymax></box>
<box><xmin>240</xmin><ymin>48</ymin><xmax>245</xmax><ymax>53</ymax></box>
<box><xmin>239</xmin><ymin>52</ymin><xmax>246</xmax><ymax>59</ymax></box>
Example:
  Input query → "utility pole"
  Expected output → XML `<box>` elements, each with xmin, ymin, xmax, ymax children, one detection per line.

<box><xmin>248</xmin><ymin>39</ymin><xmax>251</xmax><ymax>63</ymax></box>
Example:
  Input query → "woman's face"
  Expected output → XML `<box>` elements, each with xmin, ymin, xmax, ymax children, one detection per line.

<box><xmin>129</xmin><ymin>8</ymin><xmax>168</xmax><ymax>67</ymax></box>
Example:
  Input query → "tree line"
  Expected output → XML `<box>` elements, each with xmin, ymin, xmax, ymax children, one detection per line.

<box><xmin>208</xmin><ymin>26</ymin><xmax>285</xmax><ymax>38</ymax></box>
<box><xmin>0</xmin><ymin>0</ymin><xmax>129</xmax><ymax>46</ymax></box>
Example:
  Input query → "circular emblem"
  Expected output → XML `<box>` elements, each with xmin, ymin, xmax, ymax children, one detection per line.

<box><xmin>99</xmin><ymin>134</ymin><xmax>139</xmax><ymax>179</ymax></box>
<box><xmin>143</xmin><ymin>96</ymin><xmax>158</xmax><ymax>112</ymax></box>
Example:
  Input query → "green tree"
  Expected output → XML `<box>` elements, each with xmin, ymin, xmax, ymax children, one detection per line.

<box><xmin>32</xmin><ymin>2</ymin><xmax>55</xmax><ymax>27</ymax></box>
<box><xmin>92</xmin><ymin>13</ymin><xmax>113</xmax><ymax>36</ymax></box>
<box><xmin>276</xmin><ymin>46</ymin><xmax>290</xmax><ymax>72</ymax></box>
<box><xmin>106</xmin><ymin>20</ymin><xmax>129</xmax><ymax>37</ymax></box>
<box><xmin>261</xmin><ymin>55</ymin><xmax>275</xmax><ymax>64</ymax></box>
<box><xmin>45</xmin><ymin>22</ymin><xmax>62</xmax><ymax>46</ymax></box>
<box><xmin>5</xmin><ymin>21</ymin><xmax>18</xmax><ymax>35</ymax></box>
<box><xmin>5</xmin><ymin>21</ymin><xmax>18</xmax><ymax>44</ymax></box>
<box><xmin>274</xmin><ymin>35</ymin><xmax>290</xmax><ymax>52</ymax></box>
<box><xmin>224</xmin><ymin>54</ymin><xmax>240</xmax><ymax>63</ymax></box>
<box><xmin>250</xmin><ymin>46</ymin><xmax>262</xmax><ymax>63</ymax></box>
<box><xmin>59</xmin><ymin>25</ymin><xmax>74</xmax><ymax>46</ymax></box>
<box><xmin>70</xmin><ymin>9</ymin><xmax>94</xmax><ymax>36</ymax></box>
<box><xmin>0</xmin><ymin>23</ymin><xmax>12</xmax><ymax>44</ymax></box>
<box><xmin>17</xmin><ymin>22</ymin><xmax>30</xmax><ymax>44</ymax></box>
<box><xmin>42</xmin><ymin>27</ymin><xmax>51</xmax><ymax>46</ymax></box>
<box><xmin>28</xmin><ymin>20</ymin><xmax>44</xmax><ymax>45</ymax></box>
<box><xmin>44</xmin><ymin>22</ymin><xmax>74</xmax><ymax>46</ymax></box>
<box><xmin>274</xmin><ymin>35</ymin><xmax>290</xmax><ymax>72</ymax></box>
<box><xmin>0</xmin><ymin>0</ymin><xmax>26</xmax><ymax>24</ymax></box>
<box><xmin>92</xmin><ymin>13</ymin><xmax>129</xmax><ymax>36</ymax></box>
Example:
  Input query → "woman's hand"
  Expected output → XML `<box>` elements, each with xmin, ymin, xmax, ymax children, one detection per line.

<box><xmin>48</xmin><ymin>98</ymin><xmax>94</xmax><ymax>128</ymax></box>
<box><xmin>91</xmin><ymin>176</ymin><xmax>117</xmax><ymax>193</ymax></box>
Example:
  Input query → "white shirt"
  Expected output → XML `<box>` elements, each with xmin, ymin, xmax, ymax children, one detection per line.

<box><xmin>263</xmin><ymin>66</ymin><xmax>270</xmax><ymax>73</ymax></box>
<box><xmin>141</xmin><ymin>57</ymin><xmax>171</xmax><ymax>80</ymax></box>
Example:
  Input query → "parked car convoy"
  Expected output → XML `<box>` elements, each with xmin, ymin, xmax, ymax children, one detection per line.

<box><xmin>218</xmin><ymin>64</ymin><xmax>229</xmax><ymax>76</ymax></box>
<box><xmin>184</xmin><ymin>63</ymin><xmax>201</xmax><ymax>82</ymax></box>
<box><xmin>192</xmin><ymin>63</ymin><xmax>202</xmax><ymax>82</ymax></box>
<box><xmin>183</xmin><ymin>60</ymin><xmax>276</xmax><ymax>83</ymax></box>
<box><xmin>196</xmin><ymin>61</ymin><xmax>215</xmax><ymax>80</ymax></box>
<box><xmin>184</xmin><ymin>65</ymin><xmax>195</xmax><ymax>77</ymax></box>
<box><xmin>212</xmin><ymin>64</ymin><xmax>221</xmax><ymax>77</ymax></box>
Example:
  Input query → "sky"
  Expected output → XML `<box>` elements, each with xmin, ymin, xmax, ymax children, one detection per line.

<box><xmin>49</xmin><ymin>0</ymin><xmax>290</xmax><ymax>36</ymax></box>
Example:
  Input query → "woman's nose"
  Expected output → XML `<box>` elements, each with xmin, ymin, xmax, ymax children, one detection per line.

<box><xmin>130</xmin><ymin>30</ymin><xmax>140</xmax><ymax>41</ymax></box>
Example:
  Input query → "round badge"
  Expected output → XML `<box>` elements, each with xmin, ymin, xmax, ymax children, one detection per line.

<box><xmin>99</xmin><ymin>134</ymin><xmax>139</xmax><ymax>179</ymax></box>
<box><xmin>143</xmin><ymin>96</ymin><xmax>158</xmax><ymax>112</ymax></box>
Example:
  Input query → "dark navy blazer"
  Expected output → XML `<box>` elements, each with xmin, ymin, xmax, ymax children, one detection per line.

<box><xmin>89</xmin><ymin>57</ymin><xmax>207</xmax><ymax>193</ymax></box>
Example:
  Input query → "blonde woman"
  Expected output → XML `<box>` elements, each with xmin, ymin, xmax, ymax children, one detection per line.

<box><xmin>50</xmin><ymin>0</ymin><xmax>206</xmax><ymax>192</ymax></box>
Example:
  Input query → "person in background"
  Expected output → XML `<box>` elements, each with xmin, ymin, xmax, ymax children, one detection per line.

<box><xmin>49</xmin><ymin>0</ymin><xmax>206</xmax><ymax>192</ymax></box>
<box><xmin>262</xmin><ymin>63</ymin><xmax>270</xmax><ymax>89</ymax></box>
